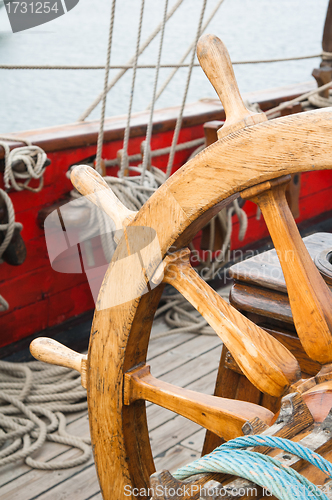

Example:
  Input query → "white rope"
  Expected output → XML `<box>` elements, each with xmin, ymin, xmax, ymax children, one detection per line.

<box><xmin>152</xmin><ymin>284</ymin><xmax>231</xmax><ymax>340</ymax></box>
<box><xmin>0</xmin><ymin>359</ymin><xmax>91</xmax><ymax>469</ymax></box>
<box><xmin>188</xmin><ymin>200</ymin><xmax>247</xmax><ymax>281</ymax></box>
<box><xmin>266</xmin><ymin>80</ymin><xmax>332</xmax><ymax>117</ymax></box>
<box><xmin>0</xmin><ymin>189</ymin><xmax>22</xmax><ymax>261</ymax></box>
<box><xmin>308</xmin><ymin>90</ymin><xmax>332</xmax><ymax>108</ymax></box>
<box><xmin>151</xmin><ymin>204</ymin><xmax>244</xmax><ymax>338</ymax></box>
<box><xmin>321</xmin><ymin>50</ymin><xmax>332</xmax><ymax>61</ymax></box>
<box><xmin>0</xmin><ymin>295</ymin><xmax>9</xmax><ymax>313</ymax></box>
<box><xmin>141</xmin><ymin>0</ymin><xmax>169</xmax><ymax>182</ymax></box>
<box><xmin>105</xmin><ymin>137</ymin><xmax>204</xmax><ymax>167</ymax></box>
<box><xmin>243</xmin><ymin>99</ymin><xmax>263</xmax><ymax>114</ymax></box>
<box><xmin>95</xmin><ymin>0</ymin><xmax>117</xmax><ymax>175</ymax></box>
<box><xmin>0</xmin><ymin>54</ymin><xmax>320</xmax><ymax>71</ymax></box>
<box><xmin>67</xmin><ymin>159</ymin><xmax>246</xmax><ymax>338</ymax></box>
<box><xmin>148</xmin><ymin>0</ymin><xmax>227</xmax><ymax>109</ymax></box>
<box><xmin>0</xmin><ymin>136</ymin><xmax>47</xmax><ymax>192</ymax></box>
<box><xmin>78</xmin><ymin>0</ymin><xmax>185</xmax><ymax>122</ymax></box>
<box><xmin>166</xmin><ymin>0</ymin><xmax>208</xmax><ymax>178</ymax></box>
<box><xmin>67</xmin><ymin>165</ymin><xmax>166</xmax><ymax>263</ymax></box>
<box><xmin>0</xmin><ymin>189</ymin><xmax>23</xmax><ymax>312</ymax></box>
<box><xmin>120</xmin><ymin>0</ymin><xmax>145</xmax><ymax>177</ymax></box>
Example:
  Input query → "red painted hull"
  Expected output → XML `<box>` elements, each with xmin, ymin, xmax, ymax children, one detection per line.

<box><xmin>1</xmin><ymin>82</ymin><xmax>331</xmax><ymax>349</ymax></box>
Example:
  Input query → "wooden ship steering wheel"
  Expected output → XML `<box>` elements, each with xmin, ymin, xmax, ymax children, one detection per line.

<box><xmin>31</xmin><ymin>34</ymin><xmax>332</xmax><ymax>500</ymax></box>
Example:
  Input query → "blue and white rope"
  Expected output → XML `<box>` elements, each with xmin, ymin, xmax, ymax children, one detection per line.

<box><xmin>173</xmin><ymin>436</ymin><xmax>330</xmax><ymax>500</ymax></box>
<box><xmin>219</xmin><ymin>436</ymin><xmax>332</xmax><ymax>478</ymax></box>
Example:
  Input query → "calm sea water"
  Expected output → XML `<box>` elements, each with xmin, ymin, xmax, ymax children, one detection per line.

<box><xmin>0</xmin><ymin>0</ymin><xmax>329</xmax><ymax>133</ymax></box>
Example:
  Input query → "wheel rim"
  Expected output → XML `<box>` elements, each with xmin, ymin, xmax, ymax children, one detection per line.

<box><xmin>86</xmin><ymin>108</ymin><xmax>332</xmax><ymax>500</ymax></box>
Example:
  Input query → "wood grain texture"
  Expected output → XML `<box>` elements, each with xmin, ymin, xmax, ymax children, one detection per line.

<box><xmin>196</xmin><ymin>35</ymin><xmax>267</xmax><ymax>139</ymax></box>
<box><xmin>202</xmin><ymin>346</ymin><xmax>238</xmax><ymax>455</ymax></box>
<box><xmin>229</xmin><ymin>232</ymin><xmax>332</xmax><ymax>294</ymax></box>
<box><xmin>230</xmin><ymin>283</ymin><xmax>294</xmax><ymax>324</ymax></box>
<box><xmin>124</xmin><ymin>365</ymin><xmax>273</xmax><ymax>441</ymax></box>
<box><xmin>242</xmin><ymin>176</ymin><xmax>332</xmax><ymax>365</ymax></box>
<box><xmin>87</xmin><ymin>106</ymin><xmax>332</xmax><ymax>499</ymax></box>
<box><xmin>82</xmin><ymin>82</ymin><xmax>332</xmax><ymax>499</ymax></box>
<box><xmin>70</xmin><ymin>165</ymin><xmax>136</xmax><ymax>232</ymax></box>
<box><xmin>302</xmin><ymin>381</ymin><xmax>332</xmax><ymax>422</ymax></box>
<box><xmin>84</xmin><ymin>32</ymin><xmax>332</xmax><ymax>498</ymax></box>
<box><xmin>30</xmin><ymin>337</ymin><xmax>87</xmax><ymax>388</ymax></box>
<box><xmin>160</xmin><ymin>249</ymin><xmax>300</xmax><ymax>397</ymax></box>
<box><xmin>265</xmin><ymin>328</ymin><xmax>322</xmax><ymax>376</ymax></box>
<box><xmin>150</xmin><ymin>393</ymin><xmax>314</xmax><ymax>500</ymax></box>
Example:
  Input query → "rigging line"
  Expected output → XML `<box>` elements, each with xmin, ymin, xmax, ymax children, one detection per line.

<box><xmin>165</xmin><ymin>0</ymin><xmax>208</xmax><ymax>179</ymax></box>
<box><xmin>141</xmin><ymin>0</ymin><xmax>169</xmax><ymax>183</ymax></box>
<box><xmin>95</xmin><ymin>0</ymin><xmax>117</xmax><ymax>175</ymax></box>
<box><xmin>120</xmin><ymin>0</ymin><xmax>145</xmax><ymax>177</ymax></box>
<box><xmin>266</xmin><ymin>79</ymin><xmax>332</xmax><ymax>116</ymax></box>
<box><xmin>148</xmin><ymin>0</ymin><xmax>227</xmax><ymax>109</ymax></box>
<box><xmin>104</xmin><ymin>137</ymin><xmax>204</xmax><ymax>166</ymax></box>
<box><xmin>77</xmin><ymin>0</ymin><xmax>185</xmax><ymax>122</ymax></box>
<box><xmin>0</xmin><ymin>53</ymin><xmax>321</xmax><ymax>70</ymax></box>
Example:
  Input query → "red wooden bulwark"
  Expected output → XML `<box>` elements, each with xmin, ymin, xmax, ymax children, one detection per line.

<box><xmin>0</xmin><ymin>104</ymin><xmax>209</xmax><ymax>347</ymax></box>
<box><xmin>1</xmin><ymin>84</ymin><xmax>332</xmax><ymax>348</ymax></box>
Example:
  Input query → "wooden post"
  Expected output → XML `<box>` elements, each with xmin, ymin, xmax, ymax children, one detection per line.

<box><xmin>322</xmin><ymin>0</ymin><xmax>332</xmax><ymax>65</ymax></box>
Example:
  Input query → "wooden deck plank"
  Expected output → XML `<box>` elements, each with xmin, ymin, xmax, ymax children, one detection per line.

<box><xmin>0</xmin><ymin>329</ymin><xmax>223</xmax><ymax>499</ymax></box>
<box><xmin>87</xmin><ymin>493</ymin><xmax>103</xmax><ymax>500</ymax></box>
<box><xmin>0</xmin><ymin>411</ymin><xmax>90</xmax><ymax>488</ymax></box>
<box><xmin>148</xmin><ymin>326</ymin><xmax>196</xmax><ymax>360</ymax></box>
<box><xmin>149</xmin><ymin>334</ymin><xmax>221</xmax><ymax>378</ymax></box>
<box><xmin>159</xmin><ymin>344</ymin><xmax>222</xmax><ymax>386</ymax></box>
<box><xmin>147</xmin><ymin>368</ymin><xmax>219</xmax><ymax>431</ymax></box>
<box><xmin>180</xmin><ymin>429</ymin><xmax>206</xmax><ymax>453</ymax></box>
<box><xmin>154</xmin><ymin>444</ymin><xmax>200</xmax><ymax>472</ymax></box>
<box><xmin>0</xmin><ymin>454</ymin><xmax>96</xmax><ymax>500</ymax></box>
<box><xmin>145</xmin><ymin>342</ymin><xmax>221</xmax><ymax>412</ymax></box>
<box><xmin>32</xmin><ymin>463</ymin><xmax>99</xmax><ymax>500</ymax></box>
<box><xmin>150</xmin><ymin>414</ymin><xmax>201</xmax><ymax>457</ymax></box>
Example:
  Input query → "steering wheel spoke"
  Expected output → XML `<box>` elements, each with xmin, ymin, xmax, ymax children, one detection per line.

<box><xmin>158</xmin><ymin>248</ymin><xmax>300</xmax><ymax>397</ymax></box>
<box><xmin>241</xmin><ymin>175</ymin><xmax>332</xmax><ymax>364</ymax></box>
<box><xmin>124</xmin><ymin>365</ymin><xmax>274</xmax><ymax>441</ymax></box>
<box><xmin>30</xmin><ymin>33</ymin><xmax>332</xmax><ymax>499</ymax></box>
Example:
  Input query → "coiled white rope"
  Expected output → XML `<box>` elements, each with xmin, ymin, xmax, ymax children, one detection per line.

<box><xmin>0</xmin><ymin>359</ymin><xmax>90</xmax><ymax>469</ymax></box>
<box><xmin>0</xmin><ymin>189</ymin><xmax>22</xmax><ymax>263</ymax></box>
<box><xmin>67</xmin><ymin>165</ymin><xmax>166</xmax><ymax>263</ymax></box>
<box><xmin>0</xmin><ymin>136</ymin><xmax>42</xmax><ymax>312</ymax></box>
<box><xmin>0</xmin><ymin>136</ymin><xmax>47</xmax><ymax>192</ymax></box>
<box><xmin>308</xmin><ymin>89</ymin><xmax>332</xmax><ymax>108</ymax></box>
<box><xmin>266</xmin><ymin>80</ymin><xmax>332</xmax><ymax>117</ymax></box>
<box><xmin>0</xmin><ymin>189</ymin><xmax>24</xmax><ymax>312</ymax></box>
